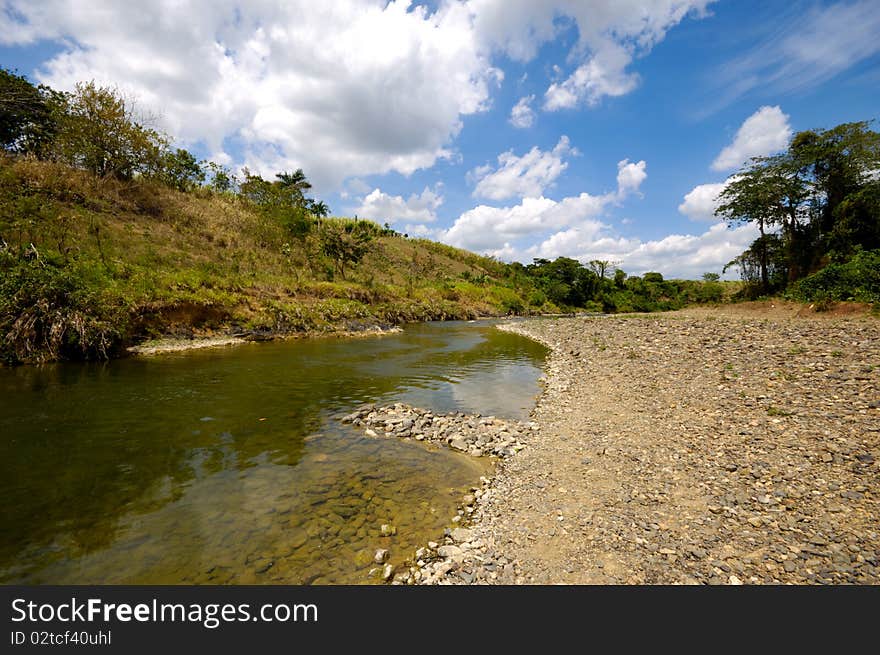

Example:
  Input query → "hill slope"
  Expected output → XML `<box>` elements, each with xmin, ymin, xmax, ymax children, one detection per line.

<box><xmin>0</xmin><ymin>156</ymin><xmax>539</xmax><ymax>363</ymax></box>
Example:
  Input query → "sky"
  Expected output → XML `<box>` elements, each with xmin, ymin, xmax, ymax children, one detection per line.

<box><xmin>1</xmin><ymin>1</ymin><xmax>878</xmax><ymax>279</ymax></box>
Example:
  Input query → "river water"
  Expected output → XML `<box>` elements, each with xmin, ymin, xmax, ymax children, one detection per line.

<box><xmin>0</xmin><ymin>320</ymin><xmax>546</xmax><ymax>584</ymax></box>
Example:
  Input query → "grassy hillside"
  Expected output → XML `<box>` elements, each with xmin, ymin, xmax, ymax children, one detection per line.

<box><xmin>0</xmin><ymin>156</ymin><xmax>546</xmax><ymax>364</ymax></box>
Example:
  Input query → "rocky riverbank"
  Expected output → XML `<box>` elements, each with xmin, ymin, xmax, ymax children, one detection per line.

<box><xmin>387</xmin><ymin>311</ymin><xmax>879</xmax><ymax>585</ymax></box>
<box><xmin>341</xmin><ymin>403</ymin><xmax>536</xmax><ymax>584</ymax></box>
<box><xmin>479</xmin><ymin>313</ymin><xmax>879</xmax><ymax>584</ymax></box>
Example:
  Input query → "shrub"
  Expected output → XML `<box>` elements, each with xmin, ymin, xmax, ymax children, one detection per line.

<box><xmin>0</xmin><ymin>248</ymin><xmax>126</xmax><ymax>363</ymax></box>
<box><xmin>789</xmin><ymin>249</ymin><xmax>880</xmax><ymax>303</ymax></box>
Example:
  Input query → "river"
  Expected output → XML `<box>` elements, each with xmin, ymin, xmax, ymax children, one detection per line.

<box><xmin>0</xmin><ymin>320</ymin><xmax>546</xmax><ymax>584</ymax></box>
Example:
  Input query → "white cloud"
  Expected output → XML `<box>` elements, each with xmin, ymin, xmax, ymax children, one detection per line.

<box><xmin>544</xmin><ymin>40</ymin><xmax>640</xmax><ymax>110</ymax></box>
<box><xmin>442</xmin><ymin>150</ymin><xmax>755</xmax><ymax>279</ymax></box>
<box><xmin>712</xmin><ymin>106</ymin><xmax>792</xmax><ymax>171</ymax></box>
<box><xmin>471</xmin><ymin>136</ymin><xmax>575</xmax><ymax>201</ymax></box>
<box><xmin>445</xmin><ymin>153</ymin><xmax>646</xmax><ymax>254</ymax></box>
<box><xmin>534</xmin><ymin>1</ymin><xmax>715</xmax><ymax>110</ymax></box>
<box><xmin>678</xmin><ymin>181</ymin><xmax>728</xmax><ymax>221</ymax></box>
<box><xmin>444</xmin><ymin>194</ymin><xmax>608</xmax><ymax>253</ymax></box>
<box><xmin>509</xmin><ymin>95</ymin><xmax>536</xmax><ymax>128</ymax></box>
<box><xmin>616</xmin><ymin>159</ymin><xmax>647</xmax><ymax>198</ymax></box>
<box><xmin>355</xmin><ymin>186</ymin><xmax>443</xmax><ymax>224</ymax></box>
<box><xmin>0</xmin><ymin>0</ymin><xmax>500</xmax><ymax>192</ymax></box>
<box><xmin>0</xmin><ymin>0</ymin><xmax>716</xmax><ymax>190</ymax></box>
<box><xmin>710</xmin><ymin>0</ymin><xmax>880</xmax><ymax>108</ymax></box>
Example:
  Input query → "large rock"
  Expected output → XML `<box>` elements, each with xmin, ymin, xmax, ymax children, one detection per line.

<box><xmin>437</xmin><ymin>545</ymin><xmax>464</xmax><ymax>561</ymax></box>
<box><xmin>450</xmin><ymin>528</ymin><xmax>475</xmax><ymax>543</ymax></box>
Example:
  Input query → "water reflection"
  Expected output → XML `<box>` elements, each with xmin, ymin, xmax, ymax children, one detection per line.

<box><xmin>0</xmin><ymin>320</ymin><xmax>545</xmax><ymax>583</ymax></box>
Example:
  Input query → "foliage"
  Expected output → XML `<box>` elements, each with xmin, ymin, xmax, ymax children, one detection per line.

<box><xmin>0</xmin><ymin>246</ymin><xmax>125</xmax><ymax>364</ymax></box>
<box><xmin>318</xmin><ymin>219</ymin><xmax>376</xmax><ymax>279</ymax></box>
<box><xmin>0</xmin><ymin>68</ymin><xmax>61</xmax><ymax>156</ymax></box>
<box><xmin>205</xmin><ymin>161</ymin><xmax>236</xmax><ymax>192</ymax></box>
<box><xmin>788</xmin><ymin>249</ymin><xmax>880</xmax><ymax>304</ymax></box>
<box><xmin>827</xmin><ymin>182</ymin><xmax>880</xmax><ymax>261</ymax></box>
<box><xmin>716</xmin><ymin>120</ymin><xmax>880</xmax><ymax>296</ymax></box>
<box><xmin>157</xmin><ymin>148</ymin><xmax>205</xmax><ymax>191</ymax></box>
<box><xmin>50</xmin><ymin>81</ymin><xmax>166</xmax><ymax>179</ymax></box>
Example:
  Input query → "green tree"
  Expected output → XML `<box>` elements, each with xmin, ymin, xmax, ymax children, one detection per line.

<box><xmin>205</xmin><ymin>161</ymin><xmax>236</xmax><ymax>192</ymax></box>
<box><xmin>0</xmin><ymin>68</ymin><xmax>62</xmax><ymax>156</ymax></box>
<box><xmin>827</xmin><ymin>182</ymin><xmax>880</xmax><ymax>260</ymax></box>
<box><xmin>275</xmin><ymin>169</ymin><xmax>312</xmax><ymax>206</ymax></box>
<box><xmin>238</xmin><ymin>168</ymin><xmax>276</xmax><ymax>206</ymax></box>
<box><xmin>789</xmin><ymin>121</ymin><xmax>880</xmax><ymax>235</ymax></box>
<box><xmin>158</xmin><ymin>148</ymin><xmax>204</xmax><ymax>191</ymax></box>
<box><xmin>588</xmin><ymin>259</ymin><xmax>614</xmax><ymax>279</ymax></box>
<box><xmin>318</xmin><ymin>220</ymin><xmax>374</xmax><ymax>279</ymax></box>
<box><xmin>308</xmin><ymin>200</ymin><xmax>330</xmax><ymax>218</ymax></box>
<box><xmin>717</xmin><ymin>120</ymin><xmax>880</xmax><ymax>292</ymax></box>
<box><xmin>716</xmin><ymin>158</ymin><xmax>808</xmax><ymax>290</ymax></box>
<box><xmin>51</xmin><ymin>81</ymin><xmax>165</xmax><ymax>179</ymax></box>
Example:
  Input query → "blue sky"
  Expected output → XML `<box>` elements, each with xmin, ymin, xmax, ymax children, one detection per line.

<box><xmin>2</xmin><ymin>0</ymin><xmax>878</xmax><ymax>278</ymax></box>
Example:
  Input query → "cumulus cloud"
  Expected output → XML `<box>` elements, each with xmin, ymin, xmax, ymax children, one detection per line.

<box><xmin>509</xmin><ymin>95</ymin><xmax>536</xmax><ymax>128</ymax></box>
<box><xmin>444</xmin><ymin>194</ymin><xmax>608</xmax><ymax>253</ymax></box>
<box><xmin>616</xmin><ymin>159</ymin><xmax>647</xmax><ymax>198</ymax></box>
<box><xmin>678</xmin><ymin>181</ymin><xmax>730</xmax><ymax>221</ymax></box>
<box><xmin>471</xmin><ymin>136</ymin><xmax>575</xmax><ymax>201</ymax></box>
<box><xmin>0</xmin><ymin>0</ymin><xmax>713</xmax><ymax>207</ymax></box>
<box><xmin>0</xmin><ymin>0</ymin><xmax>716</xmax><ymax>190</ymax></box>
<box><xmin>544</xmin><ymin>40</ymin><xmax>640</xmax><ymax>110</ymax></box>
<box><xmin>535</xmin><ymin>0</ymin><xmax>715</xmax><ymax>110</ymax></box>
<box><xmin>445</xmin><ymin>153</ymin><xmax>646</xmax><ymax>254</ymax></box>
<box><xmin>0</xmin><ymin>0</ymin><xmax>502</xmax><ymax>191</ymax></box>
<box><xmin>355</xmin><ymin>186</ymin><xmax>443</xmax><ymax>224</ymax></box>
<box><xmin>712</xmin><ymin>106</ymin><xmax>792</xmax><ymax>171</ymax></box>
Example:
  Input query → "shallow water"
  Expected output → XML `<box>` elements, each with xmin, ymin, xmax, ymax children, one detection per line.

<box><xmin>0</xmin><ymin>320</ymin><xmax>546</xmax><ymax>584</ymax></box>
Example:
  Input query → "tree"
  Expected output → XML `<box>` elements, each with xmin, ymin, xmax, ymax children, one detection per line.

<box><xmin>723</xmin><ymin>233</ymin><xmax>787</xmax><ymax>294</ymax></box>
<box><xmin>275</xmin><ymin>169</ymin><xmax>312</xmax><ymax>207</ymax></box>
<box><xmin>789</xmin><ymin>121</ymin><xmax>880</xmax><ymax>234</ymax></box>
<box><xmin>588</xmin><ymin>260</ymin><xmax>615</xmax><ymax>279</ymax></box>
<box><xmin>51</xmin><ymin>81</ymin><xmax>165</xmax><ymax>179</ymax></box>
<box><xmin>205</xmin><ymin>161</ymin><xmax>236</xmax><ymax>192</ymax></box>
<box><xmin>158</xmin><ymin>148</ymin><xmax>204</xmax><ymax>191</ymax></box>
<box><xmin>318</xmin><ymin>220</ymin><xmax>374</xmax><ymax>279</ymax></box>
<box><xmin>702</xmin><ymin>272</ymin><xmax>720</xmax><ymax>282</ymax></box>
<box><xmin>717</xmin><ymin>120</ymin><xmax>880</xmax><ymax>292</ymax></box>
<box><xmin>308</xmin><ymin>200</ymin><xmax>330</xmax><ymax>218</ymax></box>
<box><xmin>716</xmin><ymin>156</ymin><xmax>809</xmax><ymax>290</ymax></box>
<box><xmin>0</xmin><ymin>68</ymin><xmax>61</xmax><ymax>156</ymax></box>
<box><xmin>238</xmin><ymin>168</ymin><xmax>276</xmax><ymax>206</ymax></box>
<box><xmin>827</xmin><ymin>181</ymin><xmax>880</xmax><ymax>260</ymax></box>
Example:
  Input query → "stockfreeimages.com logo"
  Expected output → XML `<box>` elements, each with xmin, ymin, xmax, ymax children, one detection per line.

<box><xmin>11</xmin><ymin>597</ymin><xmax>318</xmax><ymax>630</ymax></box>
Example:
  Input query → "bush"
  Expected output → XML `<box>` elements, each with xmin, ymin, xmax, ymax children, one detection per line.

<box><xmin>789</xmin><ymin>249</ymin><xmax>880</xmax><ymax>303</ymax></box>
<box><xmin>0</xmin><ymin>248</ymin><xmax>126</xmax><ymax>363</ymax></box>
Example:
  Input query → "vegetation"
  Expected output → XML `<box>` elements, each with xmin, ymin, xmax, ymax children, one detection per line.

<box><xmin>716</xmin><ymin>120</ymin><xmax>880</xmax><ymax>302</ymax></box>
<box><xmin>1</xmin><ymin>70</ymin><xmax>736</xmax><ymax>364</ymax></box>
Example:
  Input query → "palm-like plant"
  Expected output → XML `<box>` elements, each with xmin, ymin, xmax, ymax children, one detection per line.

<box><xmin>309</xmin><ymin>200</ymin><xmax>329</xmax><ymax>218</ymax></box>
